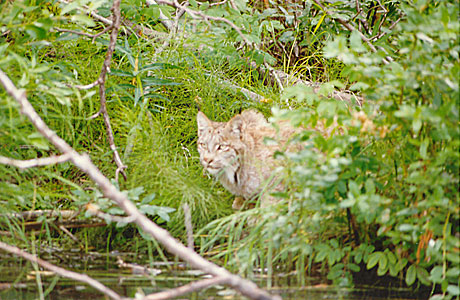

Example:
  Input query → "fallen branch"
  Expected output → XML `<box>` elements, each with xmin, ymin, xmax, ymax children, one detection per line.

<box><xmin>0</xmin><ymin>209</ymin><xmax>78</xmax><ymax>220</ymax></box>
<box><xmin>0</xmin><ymin>69</ymin><xmax>280</xmax><ymax>300</ymax></box>
<box><xmin>0</xmin><ymin>153</ymin><xmax>72</xmax><ymax>169</ymax></box>
<box><xmin>143</xmin><ymin>276</ymin><xmax>226</xmax><ymax>300</ymax></box>
<box><xmin>86</xmin><ymin>203</ymin><xmax>136</xmax><ymax>224</ymax></box>
<box><xmin>0</xmin><ymin>241</ymin><xmax>123</xmax><ymax>300</ymax></box>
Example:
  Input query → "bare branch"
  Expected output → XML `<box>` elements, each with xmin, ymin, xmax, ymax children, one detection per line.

<box><xmin>58</xmin><ymin>225</ymin><xmax>81</xmax><ymax>244</ymax></box>
<box><xmin>146</xmin><ymin>0</ymin><xmax>175</xmax><ymax>31</ymax></box>
<box><xmin>142</xmin><ymin>276</ymin><xmax>227</xmax><ymax>300</ymax></box>
<box><xmin>228</xmin><ymin>0</ymin><xmax>237</xmax><ymax>10</ymax></box>
<box><xmin>0</xmin><ymin>153</ymin><xmax>72</xmax><ymax>169</ymax></box>
<box><xmin>209</xmin><ymin>0</ymin><xmax>229</xmax><ymax>7</ymax></box>
<box><xmin>154</xmin><ymin>0</ymin><xmax>251</xmax><ymax>45</ymax></box>
<box><xmin>56</xmin><ymin>0</ymin><xmax>127</xmax><ymax>179</ymax></box>
<box><xmin>74</xmin><ymin>78</ymin><xmax>101</xmax><ymax>90</ymax></box>
<box><xmin>91</xmin><ymin>0</ymin><xmax>127</xmax><ymax>180</ymax></box>
<box><xmin>0</xmin><ymin>241</ymin><xmax>123</xmax><ymax>300</ymax></box>
<box><xmin>54</xmin><ymin>27</ymin><xmax>99</xmax><ymax>38</ymax></box>
<box><xmin>86</xmin><ymin>203</ymin><xmax>135</xmax><ymax>224</ymax></box>
<box><xmin>264</xmin><ymin>62</ymin><xmax>284</xmax><ymax>91</ymax></box>
<box><xmin>371</xmin><ymin>14</ymin><xmax>404</xmax><ymax>41</ymax></box>
<box><xmin>313</xmin><ymin>0</ymin><xmax>392</xmax><ymax>64</ymax></box>
<box><xmin>0</xmin><ymin>69</ymin><xmax>281</xmax><ymax>300</ymax></box>
<box><xmin>0</xmin><ymin>209</ymin><xmax>79</xmax><ymax>220</ymax></box>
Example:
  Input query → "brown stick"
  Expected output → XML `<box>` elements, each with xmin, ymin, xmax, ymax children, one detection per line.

<box><xmin>0</xmin><ymin>69</ymin><xmax>280</xmax><ymax>300</ymax></box>
<box><xmin>95</xmin><ymin>0</ymin><xmax>127</xmax><ymax>181</ymax></box>
<box><xmin>56</xmin><ymin>0</ymin><xmax>127</xmax><ymax>179</ymax></box>
<box><xmin>0</xmin><ymin>154</ymin><xmax>72</xmax><ymax>169</ymax></box>
<box><xmin>143</xmin><ymin>277</ymin><xmax>227</xmax><ymax>300</ymax></box>
<box><xmin>0</xmin><ymin>209</ymin><xmax>78</xmax><ymax>220</ymax></box>
<box><xmin>0</xmin><ymin>241</ymin><xmax>123</xmax><ymax>300</ymax></box>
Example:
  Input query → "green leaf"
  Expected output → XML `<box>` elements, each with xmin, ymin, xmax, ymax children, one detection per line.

<box><xmin>389</xmin><ymin>262</ymin><xmax>398</xmax><ymax>276</ymax></box>
<box><xmin>141</xmin><ymin>193</ymin><xmax>156</xmax><ymax>204</ymax></box>
<box><xmin>71</xmin><ymin>14</ymin><xmax>96</xmax><ymax>27</ymax></box>
<box><xmin>25</xmin><ymin>25</ymin><xmax>47</xmax><ymax>39</ymax></box>
<box><xmin>349</xmin><ymin>82</ymin><xmax>370</xmax><ymax>91</ymax></box>
<box><xmin>350</xmin><ymin>30</ymin><xmax>366</xmax><ymax>53</ymax></box>
<box><xmin>61</xmin><ymin>1</ymin><xmax>79</xmax><ymax>15</ymax></box>
<box><xmin>416</xmin><ymin>266</ymin><xmax>431</xmax><ymax>286</ymax></box>
<box><xmin>365</xmin><ymin>178</ymin><xmax>375</xmax><ymax>194</ymax></box>
<box><xmin>420</xmin><ymin>138</ymin><xmax>429</xmax><ymax>159</ymax></box>
<box><xmin>446</xmin><ymin>285</ymin><xmax>460</xmax><ymax>296</ymax></box>
<box><xmin>348</xmin><ymin>263</ymin><xmax>360</xmax><ymax>272</ymax></box>
<box><xmin>446</xmin><ymin>267</ymin><xmax>460</xmax><ymax>278</ymax></box>
<box><xmin>27</xmin><ymin>132</ymin><xmax>49</xmax><ymax>150</ymax></box>
<box><xmin>142</xmin><ymin>77</ymin><xmax>181</xmax><ymax>86</ymax></box>
<box><xmin>406</xmin><ymin>264</ymin><xmax>416</xmax><ymax>286</ymax></box>
<box><xmin>429</xmin><ymin>266</ymin><xmax>443</xmax><ymax>284</ymax></box>
<box><xmin>348</xmin><ymin>180</ymin><xmax>360</xmax><ymax>197</ymax></box>
<box><xmin>367</xmin><ymin>252</ymin><xmax>382</xmax><ymax>269</ymax></box>
<box><xmin>412</xmin><ymin>118</ymin><xmax>422</xmax><ymax>134</ymax></box>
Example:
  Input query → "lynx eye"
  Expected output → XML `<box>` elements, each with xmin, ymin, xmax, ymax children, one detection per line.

<box><xmin>216</xmin><ymin>144</ymin><xmax>228</xmax><ymax>151</ymax></box>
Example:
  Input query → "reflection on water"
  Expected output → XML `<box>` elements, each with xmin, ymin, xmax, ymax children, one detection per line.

<box><xmin>0</xmin><ymin>251</ymin><xmax>425</xmax><ymax>300</ymax></box>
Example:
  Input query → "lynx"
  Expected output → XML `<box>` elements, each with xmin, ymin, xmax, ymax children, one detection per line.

<box><xmin>196</xmin><ymin>110</ymin><xmax>299</xmax><ymax>208</ymax></box>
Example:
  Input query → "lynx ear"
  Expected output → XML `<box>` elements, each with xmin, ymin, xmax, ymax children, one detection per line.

<box><xmin>227</xmin><ymin>115</ymin><xmax>243</xmax><ymax>138</ymax></box>
<box><xmin>197</xmin><ymin>111</ymin><xmax>211</xmax><ymax>135</ymax></box>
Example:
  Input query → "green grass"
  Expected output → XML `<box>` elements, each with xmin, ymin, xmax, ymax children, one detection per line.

<box><xmin>0</xmin><ymin>16</ymin><xmax>344</xmax><ymax>251</ymax></box>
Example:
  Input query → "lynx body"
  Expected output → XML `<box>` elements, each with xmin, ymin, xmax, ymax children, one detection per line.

<box><xmin>196</xmin><ymin>110</ymin><xmax>297</xmax><ymax>207</ymax></box>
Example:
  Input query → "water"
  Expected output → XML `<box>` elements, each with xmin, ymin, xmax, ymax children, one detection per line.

<box><xmin>0</xmin><ymin>251</ymin><xmax>426</xmax><ymax>300</ymax></box>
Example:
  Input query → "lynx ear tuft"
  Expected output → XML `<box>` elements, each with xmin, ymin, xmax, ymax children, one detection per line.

<box><xmin>197</xmin><ymin>111</ymin><xmax>211</xmax><ymax>135</ymax></box>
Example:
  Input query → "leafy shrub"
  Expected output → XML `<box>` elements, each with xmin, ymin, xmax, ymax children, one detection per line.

<box><xmin>201</xmin><ymin>1</ymin><xmax>459</xmax><ymax>298</ymax></box>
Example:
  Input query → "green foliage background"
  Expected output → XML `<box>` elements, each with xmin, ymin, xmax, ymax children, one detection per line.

<box><xmin>0</xmin><ymin>0</ymin><xmax>458</xmax><ymax>299</ymax></box>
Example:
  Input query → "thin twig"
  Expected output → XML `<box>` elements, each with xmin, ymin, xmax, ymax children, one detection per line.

<box><xmin>209</xmin><ymin>0</ymin><xmax>228</xmax><ymax>7</ymax></box>
<box><xmin>58</xmin><ymin>225</ymin><xmax>81</xmax><ymax>244</ymax></box>
<box><xmin>155</xmin><ymin>0</ymin><xmax>250</xmax><ymax>45</ymax></box>
<box><xmin>94</xmin><ymin>0</ymin><xmax>127</xmax><ymax>180</ymax></box>
<box><xmin>0</xmin><ymin>153</ymin><xmax>72</xmax><ymax>169</ymax></box>
<box><xmin>228</xmin><ymin>0</ymin><xmax>237</xmax><ymax>10</ymax></box>
<box><xmin>375</xmin><ymin>0</ymin><xmax>388</xmax><ymax>13</ymax></box>
<box><xmin>56</xmin><ymin>0</ymin><xmax>127</xmax><ymax>179</ymax></box>
<box><xmin>86</xmin><ymin>203</ymin><xmax>136</xmax><ymax>224</ymax></box>
<box><xmin>264</xmin><ymin>62</ymin><xmax>284</xmax><ymax>91</ymax></box>
<box><xmin>0</xmin><ymin>69</ymin><xmax>281</xmax><ymax>300</ymax></box>
<box><xmin>73</xmin><ymin>78</ymin><xmax>101</xmax><ymax>90</ymax></box>
<box><xmin>0</xmin><ymin>241</ymin><xmax>123</xmax><ymax>300</ymax></box>
<box><xmin>55</xmin><ymin>27</ymin><xmax>98</xmax><ymax>38</ymax></box>
<box><xmin>371</xmin><ymin>14</ymin><xmax>404</xmax><ymax>41</ymax></box>
<box><xmin>142</xmin><ymin>277</ymin><xmax>227</xmax><ymax>300</ymax></box>
<box><xmin>55</xmin><ymin>26</ymin><xmax>114</xmax><ymax>43</ymax></box>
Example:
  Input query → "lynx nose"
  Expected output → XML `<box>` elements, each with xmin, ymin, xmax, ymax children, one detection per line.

<box><xmin>203</xmin><ymin>156</ymin><xmax>213</xmax><ymax>167</ymax></box>
<box><xmin>203</xmin><ymin>156</ymin><xmax>214</xmax><ymax>168</ymax></box>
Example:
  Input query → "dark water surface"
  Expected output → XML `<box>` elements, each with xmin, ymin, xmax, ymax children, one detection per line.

<box><xmin>0</xmin><ymin>251</ymin><xmax>426</xmax><ymax>300</ymax></box>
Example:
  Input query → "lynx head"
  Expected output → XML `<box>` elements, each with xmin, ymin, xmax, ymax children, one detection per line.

<box><xmin>196</xmin><ymin>112</ymin><xmax>244</xmax><ymax>181</ymax></box>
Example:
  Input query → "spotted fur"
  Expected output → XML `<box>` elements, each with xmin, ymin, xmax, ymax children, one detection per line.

<box><xmin>197</xmin><ymin>110</ymin><xmax>298</xmax><ymax>207</ymax></box>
